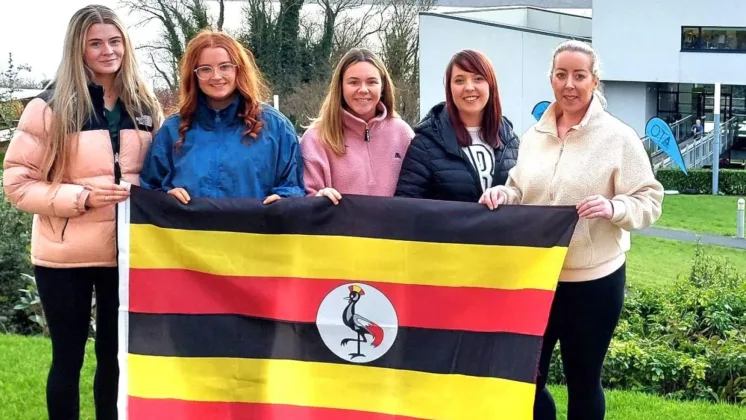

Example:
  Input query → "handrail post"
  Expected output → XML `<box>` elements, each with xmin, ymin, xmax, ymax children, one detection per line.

<box><xmin>738</xmin><ymin>198</ymin><xmax>745</xmax><ymax>239</ymax></box>
<box><xmin>712</xmin><ymin>83</ymin><xmax>721</xmax><ymax>195</ymax></box>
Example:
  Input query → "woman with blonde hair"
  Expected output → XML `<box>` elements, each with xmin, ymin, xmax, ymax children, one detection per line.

<box><xmin>140</xmin><ymin>29</ymin><xmax>304</xmax><ymax>203</ymax></box>
<box><xmin>300</xmin><ymin>48</ymin><xmax>414</xmax><ymax>203</ymax></box>
<box><xmin>480</xmin><ymin>40</ymin><xmax>664</xmax><ymax>420</ymax></box>
<box><xmin>3</xmin><ymin>4</ymin><xmax>162</xmax><ymax>419</ymax></box>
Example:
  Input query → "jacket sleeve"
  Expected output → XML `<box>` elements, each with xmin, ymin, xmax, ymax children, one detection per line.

<box><xmin>139</xmin><ymin>122</ymin><xmax>176</xmax><ymax>192</ymax></box>
<box><xmin>495</xmin><ymin>129</ymin><xmax>526</xmax><ymax>204</ymax></box>
<box><xmin>394</xmin><ymin>135</ymin><xmax>432</xmax><ymax>198</ymax></box>
<box><xmin>271</xmin><ymin>118</ymin><xmax>305</xmax><ymax>198</ymax></box>
<box><xmin>609</xmin><ymin>133</ymin><xmax>664</xmax><ymax>230</ymax></box>
<box><xmin>299</xmin><ymin>128</ymin><xmax>332</xmax><ymax>196</ymax></box>
<box><xmin>2</xmin><ymin>98</ymin><xmax>89</xmax><ymax>217</ymax></box>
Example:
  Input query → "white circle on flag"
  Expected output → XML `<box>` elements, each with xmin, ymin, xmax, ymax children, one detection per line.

<box><xmin>316</xmin><ymin>283</ymin><xmax>399</xmax><ymax>363</ymax></box>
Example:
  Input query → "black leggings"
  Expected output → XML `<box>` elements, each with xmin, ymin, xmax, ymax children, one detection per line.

<box><xmin>534</xmin><ymin>264</ymin><xmax>626</xmax><ymax>420</ymax></box>
<box><xmin>35</xmin><ymin>266</ymin><xmax>120</xmax><ymax>420</ymax></box>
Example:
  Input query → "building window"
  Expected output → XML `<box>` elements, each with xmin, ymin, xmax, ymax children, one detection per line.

<box><xmin>681</xmin><ymin>26</ymin><xmax>746</xmax><ymax>52</ymax></box>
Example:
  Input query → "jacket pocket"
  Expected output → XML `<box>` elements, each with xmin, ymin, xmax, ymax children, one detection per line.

<box><xmin>38</xmin><ymin>215</ymin><xmax>68</xmax><ymax>243</ymax></box>
<box><xmin>60</xmin><ymin>218</ymin><xmax>70</xmax><ymax>242</ymax></box>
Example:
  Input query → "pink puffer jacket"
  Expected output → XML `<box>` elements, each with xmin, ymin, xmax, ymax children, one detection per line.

<box><xmin>3</xmin><ymin>86</ymin><xmax>156</xmax><ymax>268</ymax></box>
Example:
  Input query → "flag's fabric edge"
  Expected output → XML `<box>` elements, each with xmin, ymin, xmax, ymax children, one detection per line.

<box><xmin>129</xmin><ymin>185</ymin><xmax>579</xmax><ymax>249</ymax></box>
<box><xmin>116</xmin><ymin>188</ymin><xmax>132</xmax><ymax>420</ymax></box>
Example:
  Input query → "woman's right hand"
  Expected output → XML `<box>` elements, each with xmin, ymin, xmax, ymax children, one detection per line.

<box><xmin>479</xmin><ymin>187</ymin><xmax>507</xmax><ymax>210</ymax></box>
<box><xmin>84</xmin><ymin>183</ymin><xmax>130</xmax><ymax>208</ymax></box>
<box><xmin>316</xmin><ymin>187</ymin><xmax>342</xmax><ymax>205</ymax></box>
<box><xmin>167</xmin><ymin>187</ymin><xmax>191</xmax><ymax>204</ymax></box>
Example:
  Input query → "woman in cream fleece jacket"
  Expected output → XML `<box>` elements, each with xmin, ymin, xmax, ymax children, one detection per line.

<box><xmin>481</xmin><ymin>41</ymin><xmax>664</xmax><ymax>420</ymax></box>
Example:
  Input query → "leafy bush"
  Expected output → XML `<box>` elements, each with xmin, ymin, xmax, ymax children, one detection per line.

<box><xmin>13</xmin><ymin>273</ymin><xmax>48</xmax><ymax>336</ymax></box>
<box><xmin>549</xmin><ymin>243</ymin><xmax>746</xmax><ymax>405</ymax></box>
<box><xmin>656</xmin><ymin>168</ymin><xmax>746</xmax><ymax>195</ymax></box>
<box><xmin>0</xmin><ymin>169</ymin><xmax>36</xmax><ymax>334</ymax></box>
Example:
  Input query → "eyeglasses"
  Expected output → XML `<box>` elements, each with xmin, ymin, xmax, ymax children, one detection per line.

<box><xmin>194</xmin><ymin>63</ymin><xmax>237</xmax><ymax>80</ymax></box>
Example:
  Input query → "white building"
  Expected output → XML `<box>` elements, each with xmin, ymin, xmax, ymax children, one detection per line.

<box><xmin>594</xmin><ymin>0</ymin><xmax>746</xmax><ymax>138</ymax></box>
<box><xmin>418</xmin><ymin>7</ymin><xmax>591</xmax><ymax>137</ymax></box>
<box><xmin>418</xmin><ymin>1</ymin><xmax>746</xmax><ymax>143</ymax></box>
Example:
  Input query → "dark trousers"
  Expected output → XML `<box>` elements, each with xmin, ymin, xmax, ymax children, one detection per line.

<box><xmin>34</xmin><ymin>266</ymin><xmax>120</xmax><ymax>420</ymax></box>
<box><xmin>534</xmin><ymin>264</ymin><xmax>626</xmax><ymax>420</ymax></box>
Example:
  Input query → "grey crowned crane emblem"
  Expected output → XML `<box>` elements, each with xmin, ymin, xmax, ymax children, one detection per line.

<box><xmin>340</xmin><ymin>285</ymin><xmax>384</xmax><ymax>360</ymax></box>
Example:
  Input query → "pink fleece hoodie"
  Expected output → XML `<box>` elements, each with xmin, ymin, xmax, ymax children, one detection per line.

<box><xmin>300</xmin><ymin>103</ymin><xmax>414</xmax><ymax>197</ymax></box>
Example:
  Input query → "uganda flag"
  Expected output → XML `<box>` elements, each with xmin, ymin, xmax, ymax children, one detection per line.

<box><xmin>116</xmin><ymin>185</ymin><xmax>578</xmax><ymax>420</ymax></box>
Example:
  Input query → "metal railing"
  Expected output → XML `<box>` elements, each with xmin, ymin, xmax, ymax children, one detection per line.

<box><xmin>651</xmin><ymin>116</ymin><xmax>739</xmax><ymax>171</ymax></box>
<box><xmin>642</xmin><ymin>114</ymin><xmax>696</xmax><ymax>156</ymax></box>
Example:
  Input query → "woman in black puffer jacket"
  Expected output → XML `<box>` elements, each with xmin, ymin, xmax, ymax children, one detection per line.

<box><xmin>395</xmin><ymin>49</ymin><xmax>519</xmax><ymax>202</ymax></box>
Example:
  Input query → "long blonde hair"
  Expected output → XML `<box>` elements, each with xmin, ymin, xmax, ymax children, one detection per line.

<box><xmin>309</xmin><ymin>48</ymin><xmax>397</xmax><ymax>156</ymax></box>
<box><xmin>42</xmin><ymin>4</ymin><xmax>163</xmax><ymax>184</ymax></box>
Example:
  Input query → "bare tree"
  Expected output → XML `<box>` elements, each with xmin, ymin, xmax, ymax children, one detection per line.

<box><xmin>378</xmin><ymin>0</ymin><xmax>435</xmax><ymax>124</ymax></box>
<box><xmin>0</xmin><ymin>53</ymin><xmax>32</xmax><ymax>142</ymax></box>
<box><xmin>217</xmin><ymin>0</ymin><xmax>225</xmax><ymax>31</ymax></box>
<box><xmin>332</xmin><ymin>0</ymin><xmax>388</xmax><ymax>56</ymax></box>
<box><xmin>119</xmin><ymin>0</ymin><xmax>221</xmax><ymax>90</ymax></box>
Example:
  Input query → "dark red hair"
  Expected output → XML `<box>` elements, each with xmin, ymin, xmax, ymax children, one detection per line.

<box><xmin>445</xmin><ymin>50</ymin><xmax>503</xmax><ymax>148</ymax></box>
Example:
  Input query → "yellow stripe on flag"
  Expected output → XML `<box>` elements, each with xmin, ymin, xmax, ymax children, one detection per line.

<box><xmin>128</xmin><ymin>354</ymin><xmax>535</xmax><ymax>419</ymax></box>
<box><xmin>130</xmin><ymin>224</ymin><xmax>567</xmax><ymax>291</ymax></box>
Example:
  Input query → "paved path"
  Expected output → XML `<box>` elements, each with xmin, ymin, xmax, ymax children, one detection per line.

<box><xmin>635</xmin><ymin>226</ymin><xmax>746</xmax><ymax>250</ymax></box>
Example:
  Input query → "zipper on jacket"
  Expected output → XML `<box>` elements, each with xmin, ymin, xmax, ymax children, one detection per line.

<box><xmin>60</xmin><ymin>218</ymin><xmax>70</xmax><ymax>242</ymax></box>
<box><xmin>114</xmin><ymin>152</ymin><xmax>121</xmax><ymax>184</ymax></box>
<box><xmin>549</xmin><ymin>140</ymin><xmax>565</xmax><ymax>202</ymax></box>
<box><xmin>364</xmin><ymin>127</ymin><xmax>370</xmax><ymax>142</ymax></box>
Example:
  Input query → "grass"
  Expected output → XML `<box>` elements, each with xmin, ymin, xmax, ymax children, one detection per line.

<box><xmin>0</xmin><ymin>335</ymin><xmax>95</xmax><ymax>420</ymax></box>
<box><xmin>657</xmin><ymin>194</ymin><xmax>746</xmax><ymax>236</ymax></box>
<box><xmin>1</xmin><ymin>334</ymin><xmax>745</xmax><ymax>419</ymax></box>
<box><xmin>548</xmin><ymin>387</ymin><xmax>746</xmax><ymax>420</ymax></box>
<box><xmin>626</xmin><ymin>235</ymin><xmax>746</xmax><ymax>289</ymax></box>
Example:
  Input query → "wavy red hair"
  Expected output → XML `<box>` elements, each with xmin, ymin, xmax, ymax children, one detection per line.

<box><xmin>176</xmin><ymin>29</ymin><xmax>270</xmax><ymax>148</ymax></box>
<box><xmin>445</xmin><ymin>50</ymin><xmax>503</xmax><ymax>148</ymax></box>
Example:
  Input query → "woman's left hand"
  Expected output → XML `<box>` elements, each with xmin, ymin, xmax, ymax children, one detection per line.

<box><xmin>576</xmin><ymin>194</ymin><xmax>613</xmax><ymax>220</ymax></box>
<box><xmin>263</xmin><ymin>194</ymin><xmax>281</xmax><ymax>205</ymax></box>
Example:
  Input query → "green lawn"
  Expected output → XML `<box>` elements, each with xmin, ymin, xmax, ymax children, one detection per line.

<box><xmin>1</xmin><ymin>334</ymin><xmax>745</xmax><ymax>419</ymax></box>
<box><xmin>657</xmin><ymin>194</ymin><xmax>746</xmax><ymax>236</ymax></box>
<box><xmin>626</xmin><ymin>235</ymin><xmax>746</xmax><ymax>289</ymax></box>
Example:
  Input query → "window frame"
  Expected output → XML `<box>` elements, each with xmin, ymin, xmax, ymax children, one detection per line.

<box><xmin>680</xmin><ymin>26</ymin><xmax>746</xmax><ymax>53</ymax></box>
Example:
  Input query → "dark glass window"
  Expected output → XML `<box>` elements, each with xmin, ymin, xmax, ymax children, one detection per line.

<box><xmin>682</xmin><ymin>26</ymin><xmax>746</xmax><ymax>52</ymax></box>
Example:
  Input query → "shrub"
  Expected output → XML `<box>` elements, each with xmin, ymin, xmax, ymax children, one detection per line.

<box><xmin>0</xmin><ymin>169</ymin><xmax>36</xmax><ymax>334</ymax></box>
<box><xmin>656</xmin><ymin>168</ymin><xmax>746</xmax><ymax>195</ymax></box>
<box><xmin>549</xmin><ymin>243</ymin><xmax>746</xmax><ymax>405</ymax></box>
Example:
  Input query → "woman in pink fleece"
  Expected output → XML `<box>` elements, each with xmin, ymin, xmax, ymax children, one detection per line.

<box><xmin>300</xmin><ymin>48</ymin><xmax>414</xmax><ymax>203</ymax></box>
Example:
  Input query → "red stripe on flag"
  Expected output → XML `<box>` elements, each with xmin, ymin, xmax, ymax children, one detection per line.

<box><xmin>129</xmin><ymin>268</ymin><xmax>554</xmax><ymax>336</ymax></box>
<box><xmin>127</xmin><ymin>397</ymin><xmax>424</xmax><ymax>420</ymax></box>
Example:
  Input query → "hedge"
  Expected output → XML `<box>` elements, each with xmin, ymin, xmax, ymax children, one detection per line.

<box><xmin>656</xmin><ymin>169</ymin><xmax>746</xmax><ymax>195</ymax></box>
<box><xmin>549</xmin><ymin>244</ymin><xmax>746</xmax><ymax>404</ymax></box>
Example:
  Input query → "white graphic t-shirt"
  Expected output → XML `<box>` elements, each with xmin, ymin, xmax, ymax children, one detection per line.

<box><xmin>462</xmin><ymin>127</ymin><xmax>495</xmax><ymax>191</ymax></box>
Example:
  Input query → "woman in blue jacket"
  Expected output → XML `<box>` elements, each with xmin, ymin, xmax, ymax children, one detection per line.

<box><xmin>140</xmin><ymin>30</ymin><xmax>304</xmax><ymax>202</ymax></box>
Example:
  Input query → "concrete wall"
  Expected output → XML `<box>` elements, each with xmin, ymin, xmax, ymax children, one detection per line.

<box><xmin>449</xmin><ymin>8</ymin><xmax>528</xmax><ymax>26</ymax></box>
<box><xmin>602</xmin><ymin>81</ymin><xmax>661</xmax><ymax>137</ymax></box>
<box><xmin>593</xmin><ymin>0</ymin><xmax>746</xmax><ymax>85</ymax></box>
<box><xmin>526</xmin><ymin>8</ymin><xmax>591</xmax><ymax>38</ymax></box>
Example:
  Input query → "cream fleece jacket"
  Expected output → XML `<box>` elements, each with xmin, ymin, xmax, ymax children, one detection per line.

<box><xmin>498</xmin><ymin>96</ymin><xmax>664</xmax><ymax>282</ymax></box>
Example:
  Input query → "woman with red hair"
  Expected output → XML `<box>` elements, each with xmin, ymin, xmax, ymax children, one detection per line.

<box><xmin>140</xmin><ymin>29</ymin><xmax>304</xmax><ymax>203</ymax></box>
<box><xmin>394</xmin><ymin>49</ymin><xmax>519</xmax><ymax>201</ymax></box>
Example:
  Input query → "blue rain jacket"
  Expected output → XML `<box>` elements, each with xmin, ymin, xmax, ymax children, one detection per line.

<box><xmin>140</xmin><ymin>94</ymin><xmax>304</xmax><ymax>199</ymax></box>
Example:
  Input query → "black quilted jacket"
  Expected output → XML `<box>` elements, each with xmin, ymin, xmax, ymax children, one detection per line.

<box><xmin>394</xmin><ymin>102</ymin><xmax>520</xmax><ymax>203</ymax></box>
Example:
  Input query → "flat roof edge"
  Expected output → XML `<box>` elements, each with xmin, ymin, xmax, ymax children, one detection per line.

<box><xmin>419</xmin><ymin>11</ymin><xmax>592</xmax><ymax>41</ymax></box>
